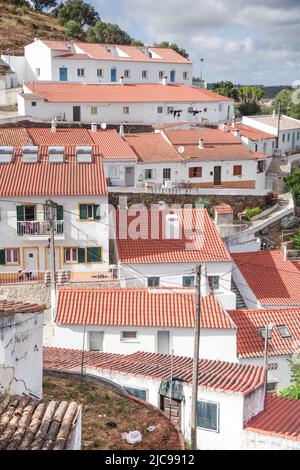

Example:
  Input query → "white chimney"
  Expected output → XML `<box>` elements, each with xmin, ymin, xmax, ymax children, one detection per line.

<box><xmin>91</xmin><ymin>122</ymin><xmax>97</xmax><ymax>133</ymax></box>
<box><xmin>119</xmin><ymin>76</ymin><xmax>124</xmax><ymax>85</ymax></box>
<box><xmin>198</xmin><ymin>138</ymin><xmax>204</xmax><ymax>149</ymax></box>
<box><xmin>165</xmin><ymin>214</ymin><xmax>180</xmax><ymax>239</ymax></box>
<box><xmin>158</xmin><ymin>201</ymin><xmax>167</xmax><ymax>211</ymax></box>
<box><xmin>119</xmin><ymin>124</ymin><xmax>125</xmax><ymax>137</ymax></box>
<box><xmin>201</xmin><ymin>264</ymin><xmax>211</xmax><ymax>297</ymax></box>
<box><xmin>51</xmin><ymin>118</ymin><xmax>57</xmax><ymax>133</ymax></box>
<box><xmin>162</xmin><ymin>75</ymin><xmax>168</xmax><ymax>86</ymax></box>
<box><xmin>232</xmin><ymin>114</ymin><xmax>236</xmax><ymax>127</ymax></box>
<box><xmin>233</xmin><ymin>129</ymin><xmax>241</xmax><ymax>140</ymax></box>
<box><xmin>222</xmin><ymin>124</ymin><xmax>228</xmax><ymax>133</ymax></box>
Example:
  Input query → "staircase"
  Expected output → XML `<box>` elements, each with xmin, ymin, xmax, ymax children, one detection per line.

<box><xmin>231</xmin><ymin>280</ymin><xmax>247</xmax><ymax>310</ymax></box>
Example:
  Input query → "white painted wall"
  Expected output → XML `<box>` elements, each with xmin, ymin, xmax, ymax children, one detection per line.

<box><xmin>1</xmin><ymin>55</ymin><xmax>27</xmax><ymax>84</ymax></box>
<box><xmin>241</xmin><ymin>135</ymin><xmax>276</xmax><ymax>157</ymax></box>
<box><xmin>231</xmin><ymin>263</ymin><xmax>259</xmax><ymax>309</ymax></box>
<box><xmin>242</xmin><ymin>430</ymin><xmax>300</xmax><ymax>450</ymax></box>
<box><xmin>240</xmin><ymin>355</ymin><xmax>292</xmax><ymax>391</ymax></box>
<box><xmin>0</xmin><ymin>311</ymin><xmax>44</xmax><ymax>398</ymax></box>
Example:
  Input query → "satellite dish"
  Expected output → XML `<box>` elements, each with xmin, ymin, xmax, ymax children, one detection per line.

<box><xmin>101</xmin><ymin>123</ymin><xmax>107</xmax><ymax>130</ymax></box>
<box><xmin>178</xmin><ymin>146</ymin><xmax>185</xmax><ymax>154</ymax></box>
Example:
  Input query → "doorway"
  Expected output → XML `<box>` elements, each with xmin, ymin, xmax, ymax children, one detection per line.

<box><xmin>160</xmin><ymin>395</ymin><xmax>181</xmax><ymax>426</ymax></box>
<box><xmin>157</xmin><ymin>331</ymin><xmax>170</xmax><ymax>355</ymax></box>
<box><xmin>213</xmin><ymin>166</ymin><xmax>222</xmax><ymax>185</ymax></box>
<box><xmin>59</xmin><ymin>67</ymin><xmax>68</xmax><ymax>81</ymax></box>
<box><xmin>125</xmin><ymin>167</ymin><xmax>135</xmax><ymax>187</ymax></box>
<box><xmin>111</xmin><ymin>68</ymin><xmax>117</xmax><ymax>82</ymax></box>
<box><xmin>73</xmin><ymin>106</ymin><xmax>81</xmax><ymax>122</ymax></box>
<box><xmin>23</xmin><ymin>248</ymin><xmax>38</xmax><ymax>271</ymax></box>
<box><xmin>170</xmin><ymin>70</ymin><xmax>175</xmax><ymax>83</ymax></box>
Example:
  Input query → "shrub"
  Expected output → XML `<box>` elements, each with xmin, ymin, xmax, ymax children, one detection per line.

<box><xmin>244</xmin><ymin>207</ymin><xmax>263</xmax><ymax>221</ymax></box>
<box><xmin>263</xmin><ymin>192</ymin><xmax>278</xmax><ymax>209</ymax></box>
<box><xmin>195</xmin><ymin>198</ymin><xmax>211</xmax><ymax>209</ymax></box>
<box><xmin>291</xmin><ymin>228</ymin><xmax>300</xmax><ymax>250</ymax></box>
<box><xmin>281</xmin><ymin>216</ymin><xmax>300</xmax><ymax>230</ymax></box>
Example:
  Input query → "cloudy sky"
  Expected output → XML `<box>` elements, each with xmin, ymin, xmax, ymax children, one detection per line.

<box><xmin>90</xmin><ymin>0</ymin><xmax>300</xmax><ymax>85</ymax></box>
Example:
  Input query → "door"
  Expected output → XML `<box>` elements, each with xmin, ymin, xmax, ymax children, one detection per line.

<box><xmin>170</xmin><ymin>70</ymin><xmax>175</xmax><ymax>83</ymax></box>
<box><xmin>213</xmin><ymin>166</ymin><xmax>222</xmax><ymax>185</ymax></box>
<box><xmin>111</xmin><ymin>68</ymin><xmax>117</xmax><ymax>82</ymax></box>
<box><xmin>125</xmin><ymin>167</ymin><xmax>135</xmax><ymax>187</ymax></box>
<box><xmin>73</xmin><ymin>106</ymin><xmax>81</xmax><ymax>122</ymax></box>
<box><xmin>160</xmin><ymin>395</ymin><xmax>181</xmax><ymax>426</ymax></box>
<box><xmin>157</xmin><ymin>331</ymin><xmax>170</xmax><ymax>355</ymax></box>
<box><xmin>24</xmin><ymin>248</ymin><xmax>38</xmax><ymax>271</ymax></box>
<box><xmin>59</xmin><ymin>67</ymin><xmax>68</xmax><ymax>81</ymax></box>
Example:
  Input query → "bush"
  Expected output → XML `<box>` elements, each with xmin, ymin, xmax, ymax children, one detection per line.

<box><xmin>195</xmin><ymin>198</ymin><xmax>211</xmax><ymax>210</ymax></box>
<box><xmin>244</xmin><ymin>207</ymin><xmax>263</xmax><ymax>221</ymax></box>
<box><xmin>263</xmin><ymin>192</ymin><xmax>278</xmax><ymax>209</ymax></box>
<box><xmin>281</xmin><ymin>216</ymin><xmax>300</xmax><ymax>230</ymax></box>
<box><xmin>292</xmin><ymin>228</ymin><xmax>300</xmax><ymax>250</ymax></box>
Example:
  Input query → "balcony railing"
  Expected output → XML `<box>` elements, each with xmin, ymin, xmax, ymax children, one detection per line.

<box><xmin>0</xmin><ymin>270</ymin><xmax>118</xmax><ymax>286</ymax></box>
<box><xmin>17</xmin><ymin>221</ymin><xmax>64</xmax><ymax>236</ymax></box>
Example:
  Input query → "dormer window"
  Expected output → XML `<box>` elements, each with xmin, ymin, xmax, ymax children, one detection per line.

<box><xmin>277</xmin><ymin>325</ymin><xmax>292</xmax><ymax>338</ymax></box>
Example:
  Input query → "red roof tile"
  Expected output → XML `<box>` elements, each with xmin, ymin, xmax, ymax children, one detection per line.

<box><xmin>0</xmin><ymin>147</ymin><xmax>107</xmax><ymax>196</ymax></box>
<box><xmin>23</xmin><ymin>82</ymin><xmax>233</xmax><ymax>104</ymax></box>
<box><xmin>44</xmin><ymin>347</ymin><xmax>265</xmax><ymax>396</ymax></box>
<box><xmin>245</xmin><ymin>395</ymin><xmax>300</xmax><ymax>442</ymax></box>
<box><xmin>115</xmin><ymin>208</ymin><xmax>232</xmax><ymax>264</ymax></box>
<box><xmin>125</xmin><ymin>133</ymin><xmax>182</xmax><ymax>162</ymax></box>
<box><xmin>0</xmin><ymin>128</ymin><xmax>31</xmax><ymax>147</ymax></box>
<box><xmin>229</xmin><ymin>308</ymin><xmax>300</xmax><ymax>358</ymax></box>
<box><xmin>233</xmin><ymin>250</ymin><xmax>300</xmax><ymax>307</ymax></box>
<box><xmin>214</xmin><ymin>204</ymin><xmax>233</xmax><ymax>214</ymax></box>
<box><xmin>56</xmin><ymin>288</ymin><xmax>236</xmax><ymax>329</ymax></box>
<box><xmin>229</xmin><ymin>124</ymin><xmax>274</xmax><ymax>141</ymax></box>
<box><xmin>89</xmin><ymin>129</ymin><xmax>137</xmax><ymax>159</ymax></box>
<box><xmin>27</xmin><ymin>127</ymin><xmax>93</xmax><ymax>146</ymax></box>
<box><xmin>0</xmin><ymin>299</ymin><xmax>46</xmax><ymax>315</ymax></box>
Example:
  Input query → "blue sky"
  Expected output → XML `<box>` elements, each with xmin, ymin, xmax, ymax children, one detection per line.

<box><xmin>90</xmin><ymin>0</ymin><xmax>300</xmax><ymax>85</ymax></box>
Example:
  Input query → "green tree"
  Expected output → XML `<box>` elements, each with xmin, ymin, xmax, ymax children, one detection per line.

<box><xmin>130</xmin><ymin>39</ymin><xmax>144</xmax><ymax>46</ymax></box>
<box><xmin>65</xmin><ymin>20</ymin><xmax>85</xmax><ymax>40</ymax></box>
<box><xmin>284</xmin><ymin>169</ymin><xmax>300</xmax><ymax>206</ymax></box>
<box><xmin>31</xmin><ymin>0</ymin><xmax>57</xmax><ymax>10</ymax></box>
<box><xmin>272</xmin><ymin>89</ymin><xmax>300</xmax><ymax>120</ymax></box>
<box><xmin>212</xmin><ymin>81</ymin><xmax>238</xmax><ymax>100</ymax></box>
<box><xmin>278</xmin><ymin>359</ymin><xmax>300</xmax><ymax>399</ymax></box>
<box><xmin>57</xmin><ymin>0</ymin><xmax>99</xmax><ymax>28</ymax></box>
<box><xmin>154</xmin><ymin>41</ymin><xmax>189</xmax><ymax>59</ymax></box>
<box><xmin>87</xmin><ymin>20</ymin><xmax>132</xmax><ymax>45</ymax></box>
<box><xmin>236</xmin><ymin>86</ymin><xmax>264</xmax><ymax>116</ymax></box>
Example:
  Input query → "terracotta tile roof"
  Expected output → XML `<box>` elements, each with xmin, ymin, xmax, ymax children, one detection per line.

<box><xmin>41</xmin><ymin>40</ymin><xmax>71</xmax><ymax>51</ymax></box>
<box><xmin>165</xmin><ymin>128</ymin><xmax>240</xmax><ymax>145</ymax></box>
<box><xmin>0</xmin><ymin>148</ymin><xmax>107</xmax><ymax>196</ymax></box>
<box><xmin>229</xmin><ymin>124</ymin><xmax>274</xmax><ymax>141</ymax></box>
<box><xmin>56</xmin><ymin>288</ymin><xmax>236</xmax><ymax>329</ymax></box>
<box><xmin>125</xmin><ymin>133</ymin><xmax>182</xmax><ymax>162</ymax></box>
<box><xmin>179</xmin><ymin>144</ymin><xmax>263</xmax><ymax>161</ymax></box>
<box><xmin>152</xmin><ymin>121</ymin><xmax>189</xmax><ymax>130</ymax></box>
<box><xmin>44</xmin><ymin>348</ymin><xmax>265</xmax><ymax>396</ymax></box>
<box><xmin>233</xmin><ymin>250</ymin><xmax>300</xmax><ymax>307</ymax></box>
<box><xmin>0</xmin><ymin>300</ymin><xmax>46</xmax><ymax>316</ymax></box>
<box><xmin>0</xmin><ymin>128</ymin><xmax>31</xmax><ymax>147</ymax></box>
<box><xmin>89</xmin><ymin>129</ymin><xmax>137</xmax><ymax>159</ymax></box>
<box><xmin>23</xmin><ymin>82</ymin><xmax>233</xmax><ymax>104</ymax></box>
<box><xmin>214</xmin><ymin>204</ymin><xmax>233</xmax><ymax>214</ymax></box>
<box><xmin>229</xmin><ymin>308</ymin><xmax>300</xmax><ymax>358</ymax></box>
<box><xmin>27</xmin><ymin>127</ymin><xmax>93</xmax><ymax>146</ymax></box>
<box><xmin>115</xmin><ymin>208</ymin><xmax>232</xmax><ymax>264</ymax></box>
<box><xmin>245</xmin><ymin>395</ymin><xmax>300</xmax><ymax>442</ymax></box>
<box><xmin>0</xmin><ymin>394</ymin><xmax>80</xmax><ymax>450</ymax></box>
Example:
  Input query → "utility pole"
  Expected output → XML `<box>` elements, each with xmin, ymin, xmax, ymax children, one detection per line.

<box><xmin>263</xmin><ymin>324</ymin><xmax>274</xmax><ymax>409</ymax></box>
<box><xmin>191</xmin><ymin>264</ymin><xmax>201</xmax><ymax>450</ymax></box>
<box><xmin>45</xmin><ymin>200</ymin><xmax>57</xmax><ymax>322</ymax></box>
<box><xmin>276</xmin><ymin>100</ymin><xmax>281</xmax><ymax>150</ymax></box>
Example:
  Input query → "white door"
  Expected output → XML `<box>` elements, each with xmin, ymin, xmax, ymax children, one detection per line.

<box><xmin>157</xmin><ymin>331</ymin><xmax>170</xmax><ymax>355</ymax></box>
<box><xmin>24</xmin><ymin>248</ymin><xmax>38</xmax><ymax>271</ymax></box>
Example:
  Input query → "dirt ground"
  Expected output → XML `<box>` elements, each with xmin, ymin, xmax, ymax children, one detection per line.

<box><xmin>43</xmin><ymin>375</ymin><xmax>182</xmax><ymax>451</ymax></box>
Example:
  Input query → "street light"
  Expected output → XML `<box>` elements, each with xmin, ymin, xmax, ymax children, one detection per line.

<box><xmin>263</xmin><ymin>323</ymin><xmax>274</xmax><ymax>407</ymax></box>
<box><xmin>200</xmin><ymin>58</ymin><xmax>204</xmax><ymax>85</ymax></box>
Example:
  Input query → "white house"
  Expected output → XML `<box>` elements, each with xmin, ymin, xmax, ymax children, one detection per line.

<box><xmin>53</xmin><ymin>287</ymin><xmax>237</xmax><ymax>362</ymax></box>
<box><xmin>2</xmin><ymin>39</ymin><xmax>193</xmax><ymax>85</ymax></box>
<box><xmin>229</xmin><ymin>122</ymin><xmax>276</xmax><ymax>157</ymax></box>
<box><xmin>0</xmin><ymin>139</ymin><xmax>109</xmax><ymax>281</ymax></box>
<box><xmin>17</xmin><ymin>81</ymin><xmax>234</xmax><ymax>125</ymax></box>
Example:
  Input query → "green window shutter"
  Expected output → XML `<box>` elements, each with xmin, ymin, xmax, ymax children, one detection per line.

<box><xmin>79</xmin><ymin>204</ymin><xmax>88</xmax><ymax>220</ymax></box>
<box><xmin>87</xmin><ymin>247</ymin><xmax>102</xmax><ymax>263</ymax></box>
<box><xmin>93</xmin><ymin>205</ymin><xmax>100</xmax><ymax>220</ymax></box>
<box><xmin>16</xmin><ymin>206</ymin><xmax>24</xmax><ymax>221</ymax></box>
<box><xmin>78</xmin><ymin>248</ymin><xmax>86</xmax><ymax>263</ymax></box>
<box><xmin>0</xmin><ymin>249</ymin><xmax>6</xmax><ymax>265</ymax></box>
<box><xmin>56</xmin><ymin>205</ymin><xmax>64</xmax><ymax>221</ymax></box>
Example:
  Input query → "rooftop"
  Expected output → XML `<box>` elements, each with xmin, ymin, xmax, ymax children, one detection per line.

<box><xmin>23</xmin><ymin>82</ymin><xmax>233</xmax><ymax>104</ymax></box>
<box><xmin>0</xmin><ymin>299</ymin><xmax>46</xmax><ymax>316</ymax></box>
<box><xmin>233</xmin><ymin>250</ymin><xmax>300</xmax><ymax>307</ymax></box>
<box><xmin>0</xmin><ymin>128</ymin><xmax>31</xmax><ymax>147</ymax></box>
<box><xmin>0</xmin><ymin>394</ymin><xmax>80</xmax><ymax>450</ymax></box>
<box><xmin>214</xmin><ymin>204</ymin><xmax>233</xmax><ymax>215</ymax></box>
<box><xmin>44</xmin><ymin>348</ymin><xmax>265</xmax><ymax>396</ymax></box>
<box><xmin>125</xmin><ymin>133</ymin><xmax>182</xmax><ymax>162</ymax></box>
<box><xmin>115</xmin><ymin>208</ymin><xmax>232</xmax><ymax>264</ymax></box>
<box><xmin>245</xmin><ymin>115</ymin><xmax>300</xmax><ymax>131</ymax></box>
<box><xmin>229</xmin><ymin>308</ymin><xmax>300</xmax><ymax>358</ymax></box>
<box><xmin>56</xmin><ymin>288</ymin><xmax>236</xmax><ymax>329</ymax></box>
<box><xmin>229</xmin><ymin>124</ymin><xmax>274</xmax><ymax>141</ymax></box>
<box><xmin>245</xmin><ymin>395</ymin><xmax>300</xmax><ymax>442</ymax></box>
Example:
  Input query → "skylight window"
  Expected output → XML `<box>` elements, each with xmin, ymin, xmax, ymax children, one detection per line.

<box><xmin>258</xmin><ymin>327</ymin><xmax>272</xmax><ymax>340</ymax></box>
<box><xmin>277</xmin><ymin>325</ymin><xmax>292</xmax><ymax>339</ymax></box>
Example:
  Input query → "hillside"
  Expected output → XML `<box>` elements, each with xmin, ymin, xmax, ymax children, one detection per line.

<box><xmin>0</xmin><ymin>1</ymin><xmax>66</xmax><ymax>55</ymax></box>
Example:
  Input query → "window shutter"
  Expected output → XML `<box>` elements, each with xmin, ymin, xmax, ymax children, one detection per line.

<box><xmin>78</xmin><ymin>248</ymin><xmax>86</xmax><ymax>263</ymax></box>
<box><xmin>79</xmin><ymin>204</ymin><xmax>88</xmax><ymax>220</ymax></box>
<box><xmin>189</xmin><ymin>168</ymin><xmax>193</xmax><ymax>178</ymax></box>
<box><xmin>93</xmin><ymin>205</ymin><xmax>100</xmax><ymax>220</ymax></box>
<box><xmin>16</xmin><ymin>206</ymin><xmax>24</xmax><ymax>221</ymax></box>
<box><xmin>56</xmin><ymin>205</ymin><xmax>64</xmax><ymax>221</ymax></box>
<box><xmin>87</xmin><ymin>247</ymin><xmax>102</xmax><ymax>263</ymax></box>
<box><xmin>0</xmin><ymin>249</ymin><xmax>6</xmax><ymax>265</ymax></box>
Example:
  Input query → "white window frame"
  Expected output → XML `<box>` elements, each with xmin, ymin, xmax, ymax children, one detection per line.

<box><xmin>91</xmin><ymin>106</ymin><xmax>98</xmax><ymax>115</ymax></box>
<box><xmin>108</xmin><ymin>165</ymin><xmax>120</xmax><ymax>179</ymax></box>
<box><xmin>148</xmin><ymin>277</ymin><xmax>160</xmax><ymax>287</ymax></box>
<box><xmin>36</xmin><ymin>68</ymin><xmax>41</xmax><ymax>77</ymax></box>
<box><xmin>157</xmin><ymin>106</ymin><xmax>163</xmax><ymax>114</ymax></box>
<box><xmin>159</xmin><ymin>71</ymin><xmax>165</xmax><ymax>79</ymax></box>
<box><xmin>144</xmin><ymin>169</ymin><xmax>153</xmax><ymax>180</ymax></box>
<box><xmin>5</xmin><ymin>248</ymin><xmax>19</xmax><ymax>265</ymax></box>
<box><xmin>163</xmin><ymin>168</ymin><xmax>171</xmax><ymax>180</ymax></box>
<box><xmin>124</xmin><ymin>386</ymin><xmax>148</xmax><ymax>401</ymax></box>
<box><xmin>77</xmin><ymin>68</ymin><xmax>85</xmax><ymax>77</ymax></box>
<box><xmin>209</xmin><ymin>275</ymin><xmax>220</xmax><ymax>290</ymax></box>
<box><xmin>89</xmin><ymin>331</ymin><xmax>104</xmax><ymax>352</ymax></box>
<box><xmin>86</xmin><ymin>204</ymin><xmax>94</xmax><ymax>220</ymax></box>
<box><xmin>197</xmin><ymin>400</ymin><xmax>220</xmax><ymax>433</ymax></box>
<box><xmin>64</xmin><ymin>248</ymin><xmax>78</xmax><ymax>263</ymax></box>
<box><xmin>142</xmin><ymin>70</ymin><xmax>148</xmax><ymax>79</ymax></box>
<box><xmin>120</xmin><ymin>331</ymin><xmax>138</xmax><ymax>342</ymax></box>
<box><xmin>124</xmin><ymin>69</ymin><xmax>131</xmax><ymax>78</ymax></box>
<box><xmin>183</xmin><ymin>72</ymin><xmax>188</xmax><ymax>80</ymax></box>
<box><xmin>97</xmin><ymin>68</ymin><xmax>103</xmax><ymax>78</ymax></box>
<box><xmin>123</xmin><ymin>106</ymin><xmax>130</xmax><ymax>115</ymax></box>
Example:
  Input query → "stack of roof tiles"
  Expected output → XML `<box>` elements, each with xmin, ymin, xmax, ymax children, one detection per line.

<box><xmin>0</xmin><ymin>300</ymin><xmax>46</xmax><ymax>316</ymax></box>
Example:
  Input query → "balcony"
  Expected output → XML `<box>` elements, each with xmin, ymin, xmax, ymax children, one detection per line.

<box><xmin>17</xmin><ymin>221</ymin><xmax>64</xmax><ymax>239</ymax></box>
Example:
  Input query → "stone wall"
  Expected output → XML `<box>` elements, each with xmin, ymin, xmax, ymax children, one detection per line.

<box><xmin>109</xmin><ymin>192</ymin><xmax>267</xmax><ymax>217</ymax></box>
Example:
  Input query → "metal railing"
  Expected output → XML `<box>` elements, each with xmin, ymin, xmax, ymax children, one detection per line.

<box><xmin>0</xmin><ymin>270</ymin><xmax>118</xmax><ymax>286</ymax></box>
<box><xmin>17</xmin><ymin>221</ymin><xmax>64</xmax><ymax>236</ymax></box>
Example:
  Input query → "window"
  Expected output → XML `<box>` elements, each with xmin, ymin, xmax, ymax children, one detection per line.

<box><xmin>108</xmin><ymin>166</ymin><xmax>120</xmax><ymax>179</ymax></box>
<box><xmin>183</xmin><ymin>72</ymin><xmax>188</xmax><ymax>80</ymax></box>
<box><xmin>5</xmin><ymin>249</ymin><xmax>19</xmax><ymax>264</ymax></box>
<box><xmin>142</xmin><ymin>70</ymin><xmax>148</xmax><ymax>79</ymax></box>
<box><xmin>282</xmin><ymin>134</ymin><xmax>286</xmax><ymax>143</ymax></box>
<box><xmin>157</xmin><ymin>106</ymin><xmax>163</xmax><ymax>114</ymax></box>
<box><xmin>257</xmin><ymin>160</ymin><xmax>265</xmax><ymax>173</ymax></box>
<box><xmin>17</xmin><ymin>205</ymin><xmax>36</xmax><ymax>221</ymax></box>
<box><xmin>208</xmin><ymin>276</ymin><xmax>220</xmax><ymax>290</ymax></box>
<box><xmin>219</xmin><ymin>103</ymin><xmax>223</xmax><ymax>112</ymax></box>
<box><xmin>197</xmin><ymin>400</ymin><xmax>219</xmax><ymax>432</ymax></box>
<box><xmin>183</xmin><ymin>276</ymin><xmax>195</xmax><ymax>287</ymax></box>
<box><xmin>86</xmin><ymin>247</ymin><xmax>102</xmax><ymax>263</ymax></box>
<box><xmin>36</xmin><ymin>68</ymin><xmax>40</xmax><ymax>77</ymax></box>
<box><xmin>163</xmin><ymin>168</ymin><xmax>171</xmax><ymax>180</ymax></box>
<box><xmin>77</xmin><ymin>68</ymin><xmax>85</xmax><ymax>77</ymax></box>
<box><xmin>204</xmin><ymin>107</ymin><xmax>208</xmax><ymax>112</ymax></box>
<box><xmin>167</xmin><ymin>106</ymin><xmax>174</xmax><ymax>114</ymax></box>
<box><xmin>159</xmin><ymin>71</ymin><xmax>165</xmax><ymax>79</ymax></box>
<box><xmin>79</xmin><ymin>204</ymin><xmax>100</xmax><ymax>221</ymax></box>
<box><xmin>266</xmin><ymin>382</ymin><xmax>277</xmax><ymax>392</ymax></box>
<box><xmin>277</xmin><ymin>325</ymin><xmax>292</xmax><ymax>338</ymax></box>
<box><xmin>89</xmin><ymin>331</ymin><xmax>104</xmax><ymax>351</ymax></box>
<box><xmin>189</xmin><ymin>167</ymin><xmax>202</xmax><ymax>178</ymax></box>
<box><xmin>287</xmin><ymin>133</ymin><xmax>290</xmax><ymax>142</ymax></box>
<box><xmin>97</xmin><ymin>69</ymin><xmax>103</xmax><ymax>77</ymax></box>
<box><xmin>233</xmin><ymin>165</ymin><xmax>242</xmax><ymax>176</ymax></box>
<box><xmin>148</xmin><ymin>277</ymin><xmax>160</xmax><ymax>287</ymax></box>
<box><xmin>124</xmin><ymin>69</ymin><xmax>130</xmax><ymax>78</ymax></box>
<box><xmin>124</xmin><ymin>386</ymin><xmax>147</xmax><ymax>401</ymax></box>
<box><xmin>90</xmin><ymin>106</ymin><xmax>98</xmax><ymax>115</ymax></box>
<box><xmin>144</xmin><ymin>169</ymin><xmax>153</xmax><ymax>179</ymax></box>
<box><xmin>31</xmin><ymin>102</ymin><xmax>37</xmax><ymax>107</ymax></box>
<box><xmin>297</xmin><ymin>132</ymin><xmax>300</xmax><ymax>140</ymax></box>
<box><xmin>121</xmin><ymin>331</ymin><xmax>138</xmax><ymax>341</ymax></box>
<box><xmin>258</xmin><ymin>327</ymin><xmax>272</xmax><ymax>340</ymax></box>
<box><xmin>255</xmin><ymin>144</ymin><xmax>258</xmax><ymax>152</ymax></box>
<box><xmin>123</xmin><ymin>106</ymin><xmax>130</xmax><ymax>115</ymax></box>
<box><xmin>64</xmin><ymin>248</ymin><xmax>78</xmax><ymax>263</ymax></box>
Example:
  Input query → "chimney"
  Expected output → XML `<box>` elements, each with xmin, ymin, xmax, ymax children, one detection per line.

<box><xmin>119</xmin><ymin>76</ymin><xmax>124</xmax><ymax>85</ymax></box>
<box><xmin>232</xmin><ymin>114</ymin><xmax>236</xmax><ymax>127</ymax></box>
<box><xmin>91</xmin><ymin>122</ymin><xmax>97</xmax><ymax>133</ymax></box>
<box><xmin>222</xmin><ymin>124</ymin><xmax>228</xmax><ymax>133</ymax></box>
<box><xmin>119</xmin><ymin>124</ymin><xmax>125</xmax><ymax>137</ymax></box>
<box><xmin>51</xmin><ymin>118</ymin><xmax>57</xmax><ymax>133</ymax></box>
<box><xmin>233</xmin><ymin>129</ymin><xmax>241</xmax><ymax>140</ymax></box>
<box><xmin>198</xmin><ymin>138</ymin><xmax>204</xmax><ymax>149</ymax></box>
<box><xmin>162</xmin><ymin>75</ymin><xmax>168</xmax><ymax>86</ymax></box>
<box><xmin>165</xmin><ymin>213</ymin><xmax>180</xmax><ymax>239</ymax></box>
<box><xmin>201</xmin><ymin>264</ymin><xmax>211</xmax><ymax>297</ymax></box>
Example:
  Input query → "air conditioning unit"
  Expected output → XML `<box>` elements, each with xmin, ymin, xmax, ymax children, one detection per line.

<box><xmin>76</xmin><ymin>146</ymin><xmax>93</xmax><ymax>163</ymax></box>
<box><xmin>48</xmin><ymin>146</ymin><xmax>65</xmax><ymax>163</ymax></box>
<box><xmin>22</xmin><ymin>146</ymin><xmax>39</xmax><ymax>163</ymax></box>
<box><xmin>0</xmin><ymin>146</ymin><xmax>14</xmax><ymax>163</ymax></box>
